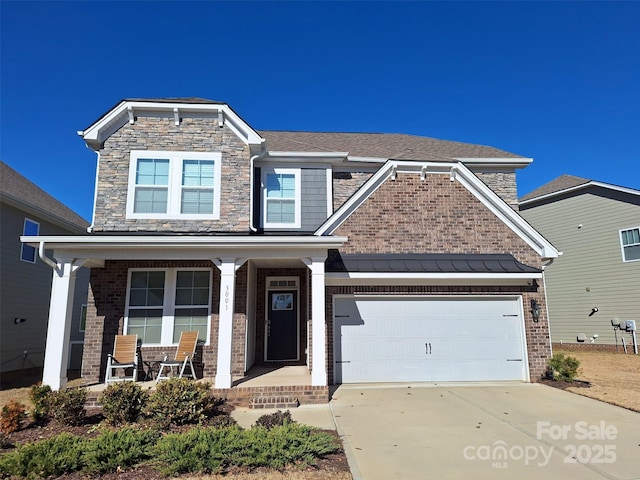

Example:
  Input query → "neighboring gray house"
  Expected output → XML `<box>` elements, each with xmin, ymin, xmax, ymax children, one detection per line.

<box><xmin>520</xmin><ymin>174</ymin><xmax>640</xmax><ymax>346</ymax></box>
<box><xmin>0</xmin><ymin>161</ymin><xmax>90</xmax><ymax>383</ymax></box>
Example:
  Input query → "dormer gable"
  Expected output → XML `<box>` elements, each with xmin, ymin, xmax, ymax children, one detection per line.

<box><xmin>79</xmin><ymin>98</ymin><xmax>264</xmax><ymax>153</ymax></box>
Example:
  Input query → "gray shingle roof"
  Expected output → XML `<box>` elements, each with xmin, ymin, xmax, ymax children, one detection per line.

<box><xmin>519</xmin><ymin>174</ymin><xmax>591</xmax><ymax>202</ymax></box>
<box><xmin>0</xmin><ymin>161</ymin><xmax>89</xmax><ymax>232</ymax></box>
<box><xmin>259</xmin><ymin>130</ymin><xmax>524</xmax><ymax>160</ymax></box>
<box><xmin>326</xmin><ymin>252</ymin><xmax>540</xmax><ymax>274</ymax></box>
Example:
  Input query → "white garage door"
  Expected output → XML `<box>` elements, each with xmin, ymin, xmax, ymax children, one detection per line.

<box><xmin>333</xmin><ymin>296</ymin><xmax>528</xmax><ymax>383</ymax></box>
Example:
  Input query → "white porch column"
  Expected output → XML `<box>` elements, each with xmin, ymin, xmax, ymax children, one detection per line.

<box><xmin>306</xmin><ymin>256</ymin><xmax>328</xmax><ymax>386</ymax></box>
<box><xmin>212</xmin><ymin>258</ymin><xmax>246</xmax><ymax>389</ymax></box>
<box><xmin>42</xmin><ymin>258</ymin><xmax>85</xmax><ymax>390</ymax></box>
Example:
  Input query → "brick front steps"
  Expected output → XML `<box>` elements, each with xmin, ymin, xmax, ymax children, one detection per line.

<box><xmin>86</xmin><ymin>384</ymin><xmax>329</xmax><ymax>409</ymax></box>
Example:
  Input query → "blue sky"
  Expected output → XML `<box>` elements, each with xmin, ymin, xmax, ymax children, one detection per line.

<box><xmin>2</xmin><ymin>1</ymin><xmax>638</xmax><ymax>222</ymax></box>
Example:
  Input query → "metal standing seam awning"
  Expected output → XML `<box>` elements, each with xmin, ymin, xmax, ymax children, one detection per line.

<box><xmin>324</xmin><ymin>252</ymin><xmax>542</xmax><ymax>286</ymax></box>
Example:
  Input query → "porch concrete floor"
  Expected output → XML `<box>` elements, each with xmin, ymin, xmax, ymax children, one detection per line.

<box><xmin>82</xmin><ymin>365</ymin><xmax>311</xmax><ymax>394</ymax></box>
<box><xmin>233</xmin><ymin>365</ymin><xmax>311</xmax><ymax>387</ymax></box>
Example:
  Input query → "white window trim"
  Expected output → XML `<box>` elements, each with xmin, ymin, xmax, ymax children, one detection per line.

<box><xmin>261</xmin><ymin>167</ymin><xmax>301</xmax><ymax>229</ymax></box>
<box><xmin>126</xmin><ymin>150</ymin><xmax>221</xmax><ymax>220</ymax></box>
<box><xmin>124</xmin><ymin>267</ymin><xmax>212</xmax><ymax>346</ymax></box>
<box><xmin>20</xmin><ymin>218</ymin><xmax>39</xmax><ymax>263</ymax></box>
<box><xmin>619</xmin><ymin>226</ymin><xmax>640</xmax><ymax>263</ymax></box>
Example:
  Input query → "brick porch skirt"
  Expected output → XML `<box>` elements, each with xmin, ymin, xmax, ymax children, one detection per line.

<box><xmin>86</xmin><ymin>384</ymin><xmax>330</xmax><ymax>409</ymax></box>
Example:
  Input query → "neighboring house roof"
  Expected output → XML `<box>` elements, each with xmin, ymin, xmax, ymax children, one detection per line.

<box><xmin>327</xmin><ymin>253</ymin><xmax>541</xmax><ymax>274</ymax></box>
<box><xmin>260</xmin><ymin>130</ymin><xmax>524</xmax><ymax>161</ymax></box>
<box><xmin>519</xmin><ymin>174</ymin><xmax>640</xmax><ymax>206</ymax></box>
<box><xmin>0</xmin><ymin>161</ymin><xmax>89</xmax><ymax>232</ymax></box>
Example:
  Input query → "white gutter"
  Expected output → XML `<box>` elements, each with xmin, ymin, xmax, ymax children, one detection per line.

<box><xmin>23</xmin><ymin>235</ymin><xmax>348</xmax><ymax>249</ymax></box>
<box><xmin>87</xmin><ymin>151</ymin><xmax>100</xmax><ymax>233</ymax></box>
<box><xmin>249</xmin><ymin>152</ymin><xmax>267</xmax><ymax>232</ymax></box>
<box><xmin>38</xmin><ymin>242</ymin><xmax>59</xmax><ymax>273</ymax></box>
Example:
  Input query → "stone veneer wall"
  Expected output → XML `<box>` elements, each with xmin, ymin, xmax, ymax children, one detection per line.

<box><xmin>82</xmin><ymin>260</ymin><xmax>248</xmax><ymax>383</ymax></box>
<box><xmin>473</xmin><ymin>171</ymin><xmax>519</xmax><ymax>210</ymax></box>
<box><xmin>333</xmin><ymin>172</ymin><xmax>373</xmax><ymax>211</ymax></box>
<box><xmin>329</xmin><ymin>173</ymin><xmax>551</xmax><ymax>381</ymax></box>
<box><xmin>92</xmin><ymin>115</ymin><xmax>251</xmax><ymax>232</ymax></box>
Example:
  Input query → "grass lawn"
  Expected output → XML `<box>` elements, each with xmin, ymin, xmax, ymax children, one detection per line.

<box><xmin>553</xmin><ymin>347</ymin><xmax>640</xmax><ymax>412</ymax></box>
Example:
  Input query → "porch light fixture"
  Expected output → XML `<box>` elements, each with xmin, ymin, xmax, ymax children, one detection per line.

<box><xmin>530</xmin><ymin>299</ymin><xmax>541</xmax><ymax>323</ymax></box>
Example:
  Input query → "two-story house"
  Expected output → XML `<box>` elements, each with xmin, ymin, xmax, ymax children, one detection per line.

<box><xmin>23</xmin><ymin>98</ymin><xmax>558</xmax><ymax>405</ymax></box>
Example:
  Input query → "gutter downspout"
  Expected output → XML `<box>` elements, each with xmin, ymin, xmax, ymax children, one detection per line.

<box><xmin>541</xmin><ymin>256</ymin><xmax>559</xmax><ymax>356</ymax></box>
<box><xmin>39</xmin><ymin>242</ymin><xmax>60</xmax><ymax>275</ymax></box>
<box><xmin>87</xmin><ymin>150</ymin><xmax>100</xmax><ymax>233</ymax></box>
<box><xmin>249</xmin><ymin>152</ymin><xmax>267</xmax><ymax>232</ymax></box>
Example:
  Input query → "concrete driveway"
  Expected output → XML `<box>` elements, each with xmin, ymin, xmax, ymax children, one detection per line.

<box><xmin>330</xmin><ymin>383</ymin><xmax>640</xmax><ymax>480</ymax></box>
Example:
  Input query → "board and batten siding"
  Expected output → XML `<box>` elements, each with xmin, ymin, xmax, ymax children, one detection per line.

<box><xmin>520</xmin><ymin>192</ymin><xmax>640</xmax><ymax>345</ymax></box>
<box><xmin>0</xmin><ymin>203</ymin><xmax>89</xmax><ymax>373</ymax></box>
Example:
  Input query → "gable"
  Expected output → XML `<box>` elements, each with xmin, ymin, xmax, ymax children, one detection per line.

<box><xmin>320</xmin><ymin>161</ymin><xmax>558</xmax><ymax>264</ymax></box>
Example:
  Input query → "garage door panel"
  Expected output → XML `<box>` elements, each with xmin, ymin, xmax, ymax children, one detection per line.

<box><xmin>334</xmin><ymin>296</ymin><xmax>528</xmax><ymax>383</ymax></box>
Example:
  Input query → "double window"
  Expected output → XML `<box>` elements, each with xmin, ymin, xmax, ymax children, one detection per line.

<box><xmin>262</xmin><ymin>167</ymin><xmax>301</xmax><ymax>228</ymax></box>
<box><xmin>125</xmin><ymin>268</ymin><xmax>212</xmax><ymax>345</ymax></box>
<box><xmin>127</xmin><ymin>151</ymin><xmax>221</xmax><ymax>219</ymax></box>
<box><xmin>620</xmin><ymin>227</ymin><xmax>640</xmax><ymax>262</ymax></box>
<box><xmin>20</xmin><ymin>218</ymin><xmax>39</xmax><ymax>263</ymax></box>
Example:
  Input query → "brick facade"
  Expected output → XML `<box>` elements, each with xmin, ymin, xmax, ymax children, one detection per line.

<box><xmin>335</xmin><ymin>173</ymin><xmax>541</xmax><ymax>268</ymax></box>
<box><xmin>82</xmin><ymin>260</ymin><xmax>249</xmax><ymax>383</ymax></box>
<box><xmin>330</xmin><ymin>172</ymin><xmax>551</xmax><ymax>380</ymax></box>
<box><xmin>92</xmin><ymin>116</ymin><xmax>251</xmax><ymax>232</ymax></box>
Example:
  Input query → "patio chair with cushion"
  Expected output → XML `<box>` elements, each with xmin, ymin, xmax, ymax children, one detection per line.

<box><xmin>105</xmin><ymin>334</ymin><xmax>139</xmax><ymax>384</ymax></box>
<box><xmin>156</xmin><ymin>331</ymin><xmax>199</xmax><ymax>383</ymax></box>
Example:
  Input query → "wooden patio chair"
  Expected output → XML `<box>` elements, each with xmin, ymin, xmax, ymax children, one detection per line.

<box><xmin>105</xmin><ymin>334</ymin><xmax>139</xmax><ymax>384</ymax></box>
<box><xmin>156</xmin><ymin>331</ymin><xmax>199</xmax><ymax>383</ymax></box>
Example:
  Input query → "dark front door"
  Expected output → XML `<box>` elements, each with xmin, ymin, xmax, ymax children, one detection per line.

<box><xmin>266</xmin><ymin>291</ymin><xmax>298</xmax><ymax>361</ymax></box>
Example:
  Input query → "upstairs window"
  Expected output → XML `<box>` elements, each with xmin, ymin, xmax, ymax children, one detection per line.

<box><xmin>127</xmin><ymin>151</ymin><xmax>221</xmax><ymax>219</ymax></box>
<box><xmin>262</xmin><ymin>168</ymin><xmax>301</xmax><ymax>228</ymax></box>
<box><xmin>620</xmin><ymin>227</ymin><xmax>640</xmax><ymax>262</ymax></box>
<box><xmin>20</xmin><ymin>218</ymin><xmax>39</xmax><ymax>263</ymax></box>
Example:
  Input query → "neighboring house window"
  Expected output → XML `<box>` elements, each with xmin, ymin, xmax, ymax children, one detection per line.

<box><xmin>262</xmin><ymin>167</ymin><xmax>301</xmax><ymax>228</ymax></box>
<box><xmin>125</xmin><ymin>268</ymin><xmax>211</xmax><ymax>345</ymax></box>
<box><xmin>79</xmin><ymin>305</ymin><xmax>87</xmax><ymax>332</ymax></box>
<box><xmin>20</xmin><ymin>218</ymin><xmax>39</xmax><ymax>263</ymax></box>
<box><xmin>620</xmin><ymin>227</ymin><xmax>640</xmax><ymax>262</ymax></box>
<box><xmin>127</xmin><ymin>151</ymin><xmax>221</xmax><ymax>219</ymax></box>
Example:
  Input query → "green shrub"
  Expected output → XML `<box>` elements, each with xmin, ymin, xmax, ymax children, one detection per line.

<box><xmin>0</xmin><ymin>433</ymin><xmax>85</xmax><ymax>478</ymax></box>
<box><xmin>152</xmin><ymin>425</ymin><xmax>247</xmax><ymax>475</ymax></box>
<box><xmin>100</xmin><ymin>382</ymin><xmax>148</xmax><ymax>425</ymax></box>
<box><xmin>47</xmin><ymin>388</ymin><xmax>87</xmax><ymax>426</ymax></box>
<box><xmin>1</xmin><ymin>400</ymin><xmax>27</xmax><ymax>434</ymax></box>
<box><xmin>83</xmin><ymin>427</ymin><xmax>159</xmax><ymax>474</ymax></box>
<box><xmin>244</xmin><ymin>423</ymin><xmax>338</xmax><ymax>468</ymax></box>
<box><xmin>145</xmin><ymin>378</ymin><xmax>219</xmax><ymax>426</ymax></box>
<box><xmin>545</xmin><ymin>353</ymin><xmax>581</xmax><ymax>382</ymax></box>
<box><xmin>152</xmin><ymin>424</ymin><xmax>339</xmax><ymax>474</ymax></box>
<box><xmin>29</xmin><ymin>384</ymin><xmax>52</xmax><ymax>425</ymax></box>
<box><xmin>254</xmin><ymin>410</ymin><xmax>294</xmax><ymax>430</ymax></box>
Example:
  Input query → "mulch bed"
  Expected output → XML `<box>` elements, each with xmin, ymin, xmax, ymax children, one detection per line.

<box><xmin>538</xmin><ymin>379</ymin><xmax>591</xmax><ymax>390</ymax></box>
<box><xmin>1</xmin><ymin>409</ymin><xmax>351</xmax><ymax>479</ymax></box>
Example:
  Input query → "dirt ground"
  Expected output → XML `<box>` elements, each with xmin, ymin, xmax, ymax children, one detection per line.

<box><xmin>552</xmin><ymin>347</ymin><xmax>640</xmax><ymax>412</ymax></box>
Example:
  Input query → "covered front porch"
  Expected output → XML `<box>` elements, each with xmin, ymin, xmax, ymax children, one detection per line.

<box><xmin>23</xmin><ymin>235</ymin><xmax>346</xmax><ymax>397</ymax></box>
